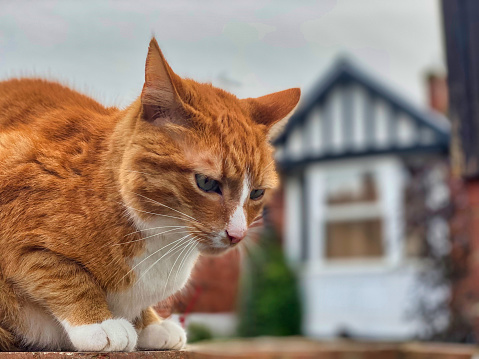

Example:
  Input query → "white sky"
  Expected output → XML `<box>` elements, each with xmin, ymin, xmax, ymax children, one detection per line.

<box><xmin>0</xmin><ymin>0</ymin><xmax>444</xmax><ymax>109</ymax></box>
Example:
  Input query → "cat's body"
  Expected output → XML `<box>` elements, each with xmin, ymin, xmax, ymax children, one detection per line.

<box><xmin>0</xmin><ymin>39</ymin><xmax>299</xmax><ymax>351</ymax></box>
<box><xmin>0</xmin><ymin>79</ymin><xmax>157</xmax><ymax>350</ymax></box>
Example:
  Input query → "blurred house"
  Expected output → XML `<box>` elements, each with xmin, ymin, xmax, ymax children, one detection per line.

<box><xmin>274</xmin><ymin>59</ymin><xmax>450</xmax><ymax>339</ymax></box>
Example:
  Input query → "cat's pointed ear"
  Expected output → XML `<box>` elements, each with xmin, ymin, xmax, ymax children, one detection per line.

<box><xmin>141</xmin><ymin>38</ymin><xmax>184</xmax><ymax>125</ymax></box>
<box><xmin>241</xmin><ymin>88</ymin><xmax>301</xmax><ymax>141</ymax></box>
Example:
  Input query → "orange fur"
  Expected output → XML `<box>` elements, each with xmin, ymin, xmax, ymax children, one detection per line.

<box><xmin>0</xmin><ymin>38</ymin><xmax>300</xmax><ymax>351</ymax></box>
<box><xmin>133</xmin><ymin>308</ymin><xmax>162</xmax><ymax>331</ymax></box>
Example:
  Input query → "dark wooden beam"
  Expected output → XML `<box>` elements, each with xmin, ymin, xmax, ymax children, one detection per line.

<box><xmin>442</xmin><ymin>0</ymin><xmax>479</xmax><ymax>178</ymax></box>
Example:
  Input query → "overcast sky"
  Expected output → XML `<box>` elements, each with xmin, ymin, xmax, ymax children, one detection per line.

<box><xmin>0</xmin><ymin>0</ymin><xmax>444</xmax><ymax>109</ymax></box>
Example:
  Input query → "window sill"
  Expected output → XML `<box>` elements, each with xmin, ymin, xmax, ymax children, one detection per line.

<box><xmin>301</xmin><ymin>258</ymin><xmax>424</xmax><ymax>276</ymax></box>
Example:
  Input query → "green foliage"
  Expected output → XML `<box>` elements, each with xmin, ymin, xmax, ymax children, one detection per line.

<box><xmin>237</xmin><ymin>227</ymin><xmax>302</xmax><ymax>337</ymax></box>
<box><xmin>187</xmin><ymin>322</ymin><xmax>213</xmax><ymax>343</ymax></box>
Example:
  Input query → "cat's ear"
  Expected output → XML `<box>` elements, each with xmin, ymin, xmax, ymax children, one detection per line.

<box><xmin>241</xmin><ymin>88</ymin><xmax>301</xmax><ymax>141</ymax></box>
<box><xmin>141</xmin><ymin>38</ymin><xmax>185</xmax><ymax>125</ymax></box>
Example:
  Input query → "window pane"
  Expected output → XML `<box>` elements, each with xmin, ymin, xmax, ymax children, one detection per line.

<box><xmin>326</xmin><ymin>172</ymin><xmax>378</xmax><ymax>205</ymax></box>
<box><xmin>326</xmin><ymin>219</ymin><xmax>383</xmax><ymax>259</ymax></box>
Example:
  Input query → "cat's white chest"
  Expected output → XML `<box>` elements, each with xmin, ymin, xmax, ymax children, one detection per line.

<box><xmin>107</xmin><ymin>224</ymin><xmax>199</xmax><ymax>321</ymax></box>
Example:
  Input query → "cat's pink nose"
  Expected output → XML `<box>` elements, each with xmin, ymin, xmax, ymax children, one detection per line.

<box><xmin>226</xmin><ymin>230</ymin><xmax>245</xmax><ymax>244</ymax></box>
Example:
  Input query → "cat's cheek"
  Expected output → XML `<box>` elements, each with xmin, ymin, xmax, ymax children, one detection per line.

<box><xmin>137</xmin><ymin>320</ymin><xmax>186</xmax><ymax>350</ymax></box>
<box><xmin>62</xmin><ymin>319</ymin><xmax>138</xmax><ymax>352</ymax></box>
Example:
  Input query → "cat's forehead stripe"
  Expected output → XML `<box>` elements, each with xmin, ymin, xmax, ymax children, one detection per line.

<box><xmin>240</xmin><ymin>175</ymin><xmax>250</xmax><ymax>205</ymax></box>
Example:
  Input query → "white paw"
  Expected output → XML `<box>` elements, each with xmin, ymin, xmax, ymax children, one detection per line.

<box><xmin>63</xmin><ymin>318</ymin><xmax>138</xmax><ymax>352</ymax></box>
<box><xmin>137</xmin><ymin>320</ymin><xmax>186</xmax><ymax>350</ymax></box>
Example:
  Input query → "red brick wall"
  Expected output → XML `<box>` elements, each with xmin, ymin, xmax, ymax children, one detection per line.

<box><xmin>463</xmin><ymin>181</ymin><xmax>479</xmax><ymax>336</ymax></box>
<box><xmin>184</xmin><ymin>250</ymin><xmax>241</xmax><ymax>313</ymax></box>
<box><xmin>450</xmin><ymin>178</ymin><xmax>479</xmax><ymax>339</ymax></box>
<box><xmin>156</xmin><ymin>249</ymin><xmax>241</xmax><ymax>316</ymax></box>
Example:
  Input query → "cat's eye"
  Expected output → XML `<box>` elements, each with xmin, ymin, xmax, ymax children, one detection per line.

<box><xmin>250</xmin><ymin>189</ymin><xmax>265</xmax><ymax>200</ymax></box>
<box><xmin>195</xmin><ymin>174</ymin><xmax>221</xmax><ymax>194</ymax></box>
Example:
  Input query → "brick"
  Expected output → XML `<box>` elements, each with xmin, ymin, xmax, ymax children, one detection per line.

<box><xmin>172</xmin><ymin>249</ymin><xmax>241</xmax><ymax>314</ymax></box>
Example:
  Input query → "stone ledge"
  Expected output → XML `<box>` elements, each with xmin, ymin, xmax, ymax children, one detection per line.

<box><xmin>189</xmin><ymin>338</ymin><xmax>479</xmax><ymax>359</ymax></box>
<box><xmin>401</xmin><ymin>342</ymin><xmax>479</xmax><ymax>359</ymax></box>
<box><xmin>1</xmin><ymin>339</ymin><xmax>479</xmax><ymax>359</ymax></box>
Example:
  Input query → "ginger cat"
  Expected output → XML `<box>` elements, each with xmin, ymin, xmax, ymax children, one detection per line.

<box><xmin>0</xmin><ymin>38</ymin><xmax>300</xmax><ymax>352</ymax></box>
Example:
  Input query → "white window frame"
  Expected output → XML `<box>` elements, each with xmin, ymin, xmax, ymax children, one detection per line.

<box><xmin>304</xmin><ymin>156</ymin><xmax>405</xmax><ymax>273</ymax></box>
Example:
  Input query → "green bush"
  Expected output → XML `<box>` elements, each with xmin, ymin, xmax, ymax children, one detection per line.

<box><xmin>237</xmin><ymin>227</ymin><xmax>302</xmax><ymax>337</ymax></box>
<box><xmin>187</xmin><ymin>322</ymin><xmax>213</xmax><ymax>343</ymax></box>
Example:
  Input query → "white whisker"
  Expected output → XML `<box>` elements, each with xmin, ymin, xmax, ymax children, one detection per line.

<box><xmin>136</xmin><ymin>234</ymin><xmax>195</xmax><ymax>283</ymax></box>
<box><xmin>242</xmin><ymin>235</ymin><xmax>261</xmax><ymax>256</ymax></box>
<box><xmin>173</xmin><ymin>239</ymin><xmax>200</xmax><ymax>286</ymax></box>
<box><xmin>263</xmin><ymin>160</ymin><xmax>276</xmax><ymax>170</ymax></box>
<box><xmin>112</xmin><ymin>228</ymin><xmax>197</xmax><ymax>247</ymax></box>
<box><xmin>124</xmin><ymin>225</ymin><xmax>192</xmax><ymax>238</ymax></box>
<box><xmin>122</xmin><ymin>228</ymin><xmax>201</xmax><ymax>248</ymax></box>
<box><xmin>133</xmin><ymin>192</ymin><xmax>203</xmax><ymax>225</ymax></box>
<box><xmin>120</xmin><ymin>202</ymin><xmax>198</xmax><ymax>224</ymax></box>
<box><xmin>117</xmin><ymin>233</ymin><xmax>193</xmax><ymax>284</ymax></box>
<box><xmin>162</xmin><ymin>239</ymin><xmax>196</xmax><ymax>298</ymax></box>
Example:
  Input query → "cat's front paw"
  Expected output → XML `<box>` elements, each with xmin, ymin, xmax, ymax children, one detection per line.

<box><xmin>63</xmin><ymin>318</ymin><xmax>138</xmax><ymax>352</ymax></box>
<box><xmin>137</xmin><ymin>319</ymin><xmax>186</xmax><ymax>350</ymax></box>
